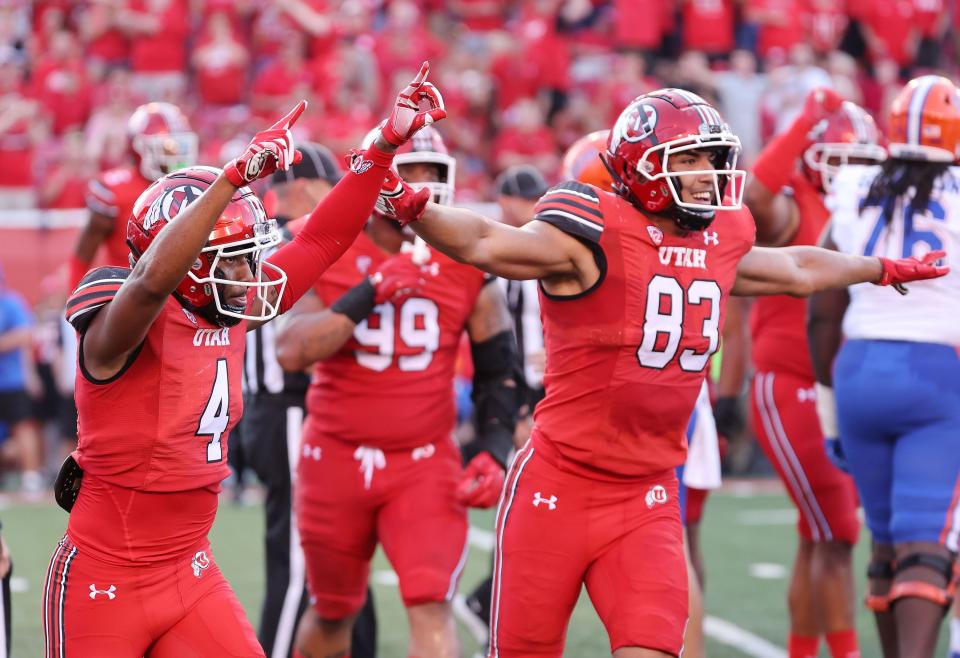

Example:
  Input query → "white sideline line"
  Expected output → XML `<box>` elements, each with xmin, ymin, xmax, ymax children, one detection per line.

<box><xmin>704</xmin><ymin>616</ymin><xmax>787</xmax><ymax>658</ymax></box>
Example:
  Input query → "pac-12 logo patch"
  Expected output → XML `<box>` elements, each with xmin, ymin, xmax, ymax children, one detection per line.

<box><xmin>647</xmin><ymin>225</ymin><xmax>663</xmax><ymax>245</ymax></box>
<box><xmin>645</xmin><ymin>485</ymin><xmax>668</xmax><ymax>509</ymax></box>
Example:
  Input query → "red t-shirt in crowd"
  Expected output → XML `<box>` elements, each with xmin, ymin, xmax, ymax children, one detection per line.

<box><xmin>750</xmin><ymin>0</ymin><xmax>807</xmax><ymax>58</ymax></box>
<box><xmin>863</xmin><ymin>1</ymin><xmax>916</xmax><ymax>66</ymax></box>
<box><xmin>32</xmin><ymin>59</ymin><xmax>92</xmax><ymax>135</ymax></box>
<box><xmin>129</xmin><ymin>0</ymin><xmax>190</xmax><ymax>73</ymax></box>
<box><xmin>806</xmin><ymin>0</ymin><xmax>847</xmax><ymax>53</ymax></box>
<box><xmin>194</xmin><ymin>37</ymin><xmax>247</xmax><ymax>106</ymax></box>
<box><xmin>614</xmin><ymin>0</ymin><xmax>664</xmax><ymax>49</ymax></box>
<box><xmin>493</xmin><ymin>127</ymin><xmax>557</xmax><ymax>164</ymax></box>
<box><xmin>683</xmin><ymin>0</ymin><xmax>735</xmax><ymax>54</ymax></box>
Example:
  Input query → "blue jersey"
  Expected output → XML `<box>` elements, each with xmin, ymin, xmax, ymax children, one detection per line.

<box><xmin>0</xmin><ymin>290</ymin><xmax>32</xmax><ymax>391</ymax></box>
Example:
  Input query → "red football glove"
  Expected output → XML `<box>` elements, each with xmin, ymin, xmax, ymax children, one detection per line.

<box><xmin>377</xmin><ymin>168</ymin><xmax>430</xmax><ymax>226</ymax></box>
<box><xmin>379</xmin><ymin>61</ymin><xmax>447</xmax><ymax>147</ymax></box>
<box><xmin>876</xmin><ymin>250</ymin><xmax>949</xmax><ymax>295</ymax></box>
<box><xmin>801</xmin><ymin>87</ymin><xmax>844</xmax><ymax>126</ymax></box>
<box><xmin>224</xmin><ymin>101</ymin><xmax>306</xmax><ymax>187</ymax></box>
<box><xmin>370</xmin><ymin>253</ymin><xmax>434</xmax><ymax>304</ymax></box>
<box><xmin>456</xmin><ymin>452</ymin><xmax>506</xmax><ymax>509</ymax></box>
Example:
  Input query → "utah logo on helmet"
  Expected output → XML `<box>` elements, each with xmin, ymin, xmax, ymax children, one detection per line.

<box><xmin>128</xmin><ymin>166</ymin><xmax>287</xmax><ymax>326</ymax></box>
<box><xmin>602</xmin><ymin>89</ymin><xmax>746</xmax><ymax>231</ymax></box>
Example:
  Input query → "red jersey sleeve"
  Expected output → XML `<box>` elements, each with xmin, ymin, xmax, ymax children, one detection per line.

<box><xmin>532</xmin><ymin>180</ymin><xmax>604</xmax><ymax>244</ymax></box>
<box><xmin>64</xmin><ymin>267</ymin><xmax>131</xmax><ymax>333</ymax></box>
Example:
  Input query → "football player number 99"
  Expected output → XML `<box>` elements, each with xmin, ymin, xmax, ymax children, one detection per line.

<box><xmin>636</xmin><ymin>275</ymin><xmax>721</xmax><ymax>373</ymax></box>
<box><xmin>354</xmin><ymin>298</ymin><xmax>441</xmax><ymax>372</ymax></box>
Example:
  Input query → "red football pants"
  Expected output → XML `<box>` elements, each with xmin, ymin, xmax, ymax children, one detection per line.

<box><xmin>489</xmin><ymin>438</ymin><xmax>688</xmax><ymax>658</ymax></box>
<box><xmin>296</xmin><ymin>428</ymin><xmax>468</xmax><ymax>620</ymax></box>
<box><xmin>751</xmin><ymin>371</ymin><xmax>859</xmax><ymax>543</ymax></box>
<box><xmin>42</xmin><ymin>535</ymin><xmax>262</xmax><ymax>657</ymax></box>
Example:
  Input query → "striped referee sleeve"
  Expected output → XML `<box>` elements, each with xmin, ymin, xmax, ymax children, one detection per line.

<box><xmin>64</xmin><ymin>267</ymin><xmax>131</xmax><ymax>333</ymax></box>
<box><xmin>532</xmin><ymin>181</ymin><xmax>604</xmax><ymax>243</ymax></box>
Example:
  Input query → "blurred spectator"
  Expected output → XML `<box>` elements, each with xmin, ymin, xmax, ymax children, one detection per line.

<box><xmin>121</xmin><ymin>0</ymin><xmax>190</xmax><ymax>101</ymax></box>
<box><xmin>78</xmin><ymin>0</ymin><xmax>129</xmax><ymax>81</ymax></box>
<box><xmin>493</xmin><ymin>98</ymin><xmax>559</xmax><ymax>176</ymax></box>
<box><xmin>759</xmin><ymin>44</ymin><xmax>832</xmax><ymax>138</ymax></box>
<box><xmin>85</xmin><ymin>69</ymin><xmax>137</xmax><ymax>169</ymax></box>
<box><xmin>745</xmin><ymin>0</ymin><xmax>807</xmax><ymax>63</ymax></box>
<box><xmin>806</xmin><ymin>0</ymin><xmax>848</xmax><ymax>56</ymax></box>
<box><xmin>251</xmin><ymin>33</ymin><xmax>313</xmax><ymax>119</ymax></box>
<box><xmin>613</xmin><ymin>0</ymin><xmax>668</xmax><ymax>58</ymax></box>
<box><xmin>31</xmin><ymin>30</ymin><xmax>93</xmax><ymax>136</ymax></box>
<box><xmin>373</xmin><ymin>1</ymin><xmax>447</xmax><ymax>91</ymax></box>
<box><xmin>193</xmin><ymin>10</ymin><xmax>250</xmax><ymax>107</ymax></box>
<box><xmin>714</xmin><ymin>49</ymin><xmax>766</xmax><ymax>164</ymax></box>
<box><xmin>0</xmin><ymin>273</ymin><xmax>43</xmax><ymax>495</ymax></box>
<box><xmin>682</xmin><ymin>0</ymin><xmax>736</xmax><ymax>59</ymax></box>
<box><xmin>38</xmin><ymin>130</ymin><xmax>95</xmax><ymax>209</ymax></box>
<box><xmin>0</xmin><ymin>51</ymin><xmax>47</xmax><ymax>209</ymax></box>
<box><xmin>448</xmin><ymin>0</ymin><xmax>508</xmax><ymax>32</ymax></box>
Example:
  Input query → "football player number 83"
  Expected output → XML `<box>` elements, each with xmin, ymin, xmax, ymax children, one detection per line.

<box><xmin>637</xmin><ymin>275</ymin><xmax>721</xmax><ymax>372</ymax></box>
<box><xmin>354</xmin><ymin>298</ymin><xmax>440</xmax><ymax>372</ymax></box>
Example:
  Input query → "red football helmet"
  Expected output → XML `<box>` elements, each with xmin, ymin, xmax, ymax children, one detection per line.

<box><xmin>603</xmin><ymin>88</ymin><xmax>746</xmax><ymax>230</ymax></box>
<box><xmin>364</xmin><ymin>124</ymin><xmax>456</xmax><ymax>205</ymax></box>
<box><xmin>128</xmin><ymin>102</ymin><xmax>198</xmax><ymax>181</ymax></box>
<box><xmin>887</xmin><ymin>75</ymin><xmax>960</xmax><ymax>163</ymax></box>
<box><xmin>127</xmin><ymin>166</ymin><xmax>286</xmax><ymax>326</ymax></box>
<box><xmin>802</xmin><ymin>101</ymin><xmax>886</xmax><ymax>192</ymax></box>
<box><xmin>561</xmin><ymin>130</ymin><xmax>613</xmax><ymax>192</ymax></box>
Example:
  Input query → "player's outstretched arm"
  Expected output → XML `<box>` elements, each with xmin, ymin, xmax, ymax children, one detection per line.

<box><xmin>378</xmin><ymin>173</ymin><xmax>585</xmax><ymax>281</ymax></box>
<box><xmin>81</xmin><ymin>102</ymin><xmax>306</xmax><ymax>380</ymax></box>
<box><xmin>255</xmin><ymin>62</ymin><xmax>446</xmax><ymax>329</ymax></box>
<box><xmin>69</xmin><ymin>210</ymin><xmax>114</xmax><ymax>289</ymax></box>
<box><xmin>731</xmin><ymin>245</ymin><xmax>949</xmax><ymax>298</ymax></box>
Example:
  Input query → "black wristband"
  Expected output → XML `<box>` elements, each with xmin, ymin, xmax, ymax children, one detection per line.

<box><xmin>331</xmin><ymin>278</ymin><xmax>377</xmax><ymax>324</ymax></box>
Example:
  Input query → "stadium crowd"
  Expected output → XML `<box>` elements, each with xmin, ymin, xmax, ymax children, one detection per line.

<box><xmin>0</xmin><ymin>0</ymin><xmax>957</xmax><ymax>210</ymax></box>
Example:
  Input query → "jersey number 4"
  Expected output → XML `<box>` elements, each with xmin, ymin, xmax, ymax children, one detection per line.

<box><xmin>637</xmin><ymin>276</ymin><xmax>721</xmax><ymax>372</ymax></box>
<box><xmin>354</xmin><ymin>298</ymin><xmax>440</xmax><ymax>372</ymax></box>
<box><xmin>198</xmin><ymin>358</ymin><xmax>229</xmax><ymax>463</ymax></box>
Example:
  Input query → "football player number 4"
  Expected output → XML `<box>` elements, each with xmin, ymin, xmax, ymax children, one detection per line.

<box><xmin>198</xmin><ymin>358</ymin><xmax>229</xmax><ymax>463</ymax></box>
<box><xmin>637</xmin><ymin>276</ymin><xmax>721</xmax><ymax>372</ymax></box>
<box><xmin>354</xmin><ymin>298</ymin><xmax>440</xmax><ymax>372</ymax></box>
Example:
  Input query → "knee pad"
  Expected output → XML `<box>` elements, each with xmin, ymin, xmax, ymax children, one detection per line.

<box><xmin>886</xmin><ymin>553</ymin><xmax>958</xmax><ymax>611</ymax></box>
<box><xmin>865</xmin><ymin>558</ymin><xmax>895</xmax><ymax>612</ymax></box>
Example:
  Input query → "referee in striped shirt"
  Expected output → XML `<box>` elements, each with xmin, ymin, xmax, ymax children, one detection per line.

<box><xmin>241</xmin><ymin>143</ymin><xmax>376</xmax><ymax>658</ymax></box>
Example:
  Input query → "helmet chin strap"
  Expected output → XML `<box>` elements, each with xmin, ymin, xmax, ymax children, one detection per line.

<box><xmin>664</xmin><ymin>178</ymin><xmax>717</xmax><ymax>231</ymax></box>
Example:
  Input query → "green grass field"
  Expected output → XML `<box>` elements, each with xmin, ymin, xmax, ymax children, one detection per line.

<box><xmin>4</xmin><ymin>483</ymin><xmax>949</xmax><ymax>657</ymax></box>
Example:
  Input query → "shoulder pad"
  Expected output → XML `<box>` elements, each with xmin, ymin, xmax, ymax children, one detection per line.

<box><xmin>86</xmin><ymin>176</ymin><xmax>119</xmax><ymax>217</ymax></box>
<box><xmin>532</xmin><ymin>180</ymin><xmax>604</xmax><ymax>244</ymax></box>
<box><xmin>65</xmin><ymin>267</ymin><xmax>132</xmax><ymax>333</ymax></box>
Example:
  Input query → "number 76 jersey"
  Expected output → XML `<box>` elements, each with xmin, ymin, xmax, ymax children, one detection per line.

<box><xmin>530</xmin><ymin>182</ymin><xmax>755</xmax><ymax>479</ymax></box>
<box><xmin>828</xmin><ymin>164</ymin><xmax>960</xmax><ymax>345</ymax></box>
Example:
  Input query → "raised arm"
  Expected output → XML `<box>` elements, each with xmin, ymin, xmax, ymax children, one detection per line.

<box><xmin>378</xmin><ymin>174</ymin><xmax>597</xmax><ymax>285</ymax></box>
<box><xmin>79</xmin><ymin>102</ymin><xmax>306</xmax><ymax>380</ymax></box>
<box><xmin>731</xmin><ymin>245</ymin><xmax>948</xmax><ymax>298</ymax></box>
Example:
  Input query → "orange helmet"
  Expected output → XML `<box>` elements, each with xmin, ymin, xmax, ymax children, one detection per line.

<box><xmin>561</xmin><ymin>130</ymin><xmax>613</xmax><ymax>192</ymax></box>
<box><xmin>888</xmin><ymin>75</ymin><xmax>960</xmax><ymax>163</ymax></box>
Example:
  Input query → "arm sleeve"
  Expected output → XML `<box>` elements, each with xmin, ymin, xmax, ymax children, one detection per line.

<box><xmin>531</xmin><ymin>180</ymin><xmax>604</xmax><ymax>244</ymax></box>
<box><xmin>64</xmin><ymin>267</ymin><xmax>132</xmax><ymax>334</ymax></box>
<box><xmin>267</xmin><ymin>145</ymin><xmax>394</xmax><ymax>314</ymax></box>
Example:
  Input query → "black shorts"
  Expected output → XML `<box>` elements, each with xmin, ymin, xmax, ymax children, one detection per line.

<box><xmin>0</xmin><ymin>390</ymin><xmax>30</xmax><ymax>425</ymax></box>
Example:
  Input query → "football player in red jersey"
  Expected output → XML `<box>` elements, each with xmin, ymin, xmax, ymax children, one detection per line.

<box><xmin>70</xmin><ymin>102</ymin><xmax>198</xmax><ymax>289</ymax></box>
<box><xmin>274</xmin><ymin>125</ymin><xmax>521</xmax><ymax>658</ymax></box>
<box><xmin>744</xmin><ymin>88</ymin><xmax>886</xmax><ymax>658</ymax></box>
<box><xmin>44</xmin><ymin>64</ymin><xmax>446</xmax><ymax>658</ymax></box>
<box><xmin>374</xmin><ymin>88</ymin><xmax>948</xmax><ymax>658</ymax></box>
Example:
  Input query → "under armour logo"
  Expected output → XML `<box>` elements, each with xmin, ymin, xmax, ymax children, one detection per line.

<box><xmin>411</xmin><ymin>443</ymin><xmax>436</xmax><ymax>461</ymax></box>
<box><xmin>703</xmin><ymin>231</ymin><xmax>719</xmax><ymax>246</ymax></box>
<box><xmin>89</xmin><ymin>584</ymin><xmax>116</xmax><ymax>600</ymax></box>
<box><xmin>645</xmin><ymin>485</ymin><xmax>668</xmax><ymax>509</ymax></box>
<box><xmin>797</xmin><ymin>387</ymin><xmax>816</xmax><ymax>403</ymax></box>
<box><xmin>192</xmin><ymin>550</ymin><xmax>211</xmax><ymax>578</ymax></box>
<box><xmin>532</xmin><ymin>492</ymin><xmax>557</xmax><ymax>510</ymax></box>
